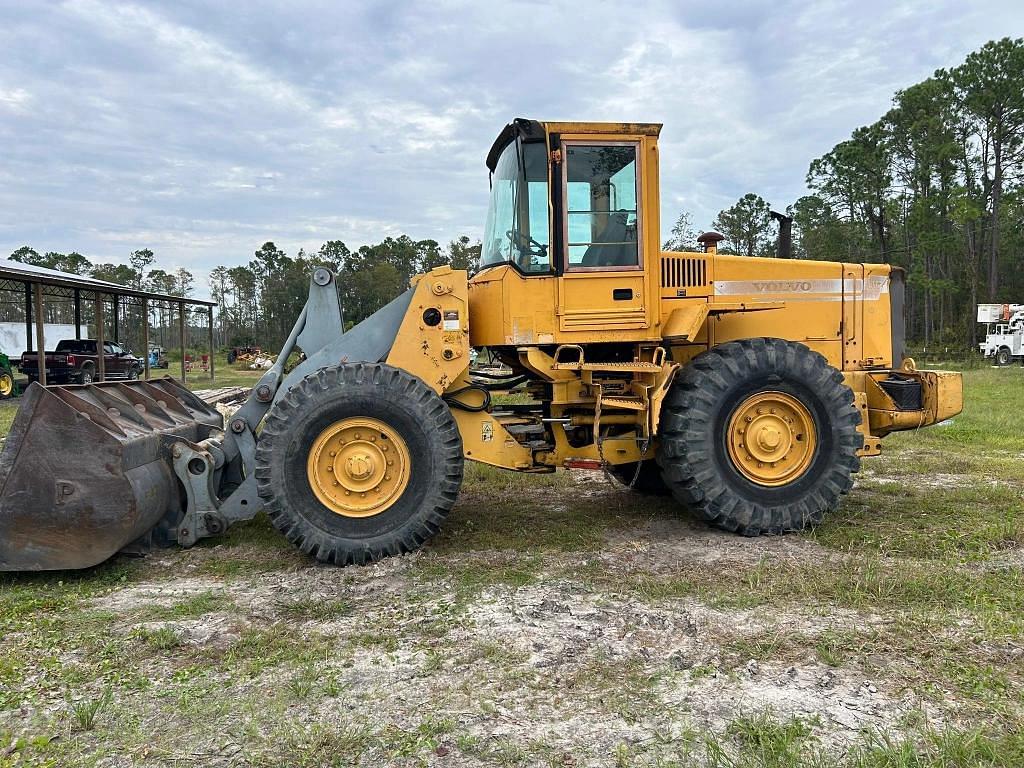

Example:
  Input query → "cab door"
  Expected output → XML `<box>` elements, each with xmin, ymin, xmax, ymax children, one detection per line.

<box><xmin>556</xmin><ymin>139</ymin><xmax>653</xmax><ymax>335</ymax></box>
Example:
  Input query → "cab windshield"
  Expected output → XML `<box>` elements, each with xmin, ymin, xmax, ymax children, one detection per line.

<box><xmin>481</xmin><ymin>140</ymin><xmax>550</xmax><ymax>273</ymax></box>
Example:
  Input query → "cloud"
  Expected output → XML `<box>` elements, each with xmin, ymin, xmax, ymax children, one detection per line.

<box><xmin>0</xmin><ymin>0</ymin><xmax>1022</xmax><ymax>298</ymax></box>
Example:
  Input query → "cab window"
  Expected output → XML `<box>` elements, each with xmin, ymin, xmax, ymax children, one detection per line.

<box><xmin>564</xmin><ymin>143</ymin><xmax>640</xmax><ymax>270</ymax></box>
<box><xmin>481</xmin><ymin>141</ymin><xmax>551</xmax><ymax>273</ymax></box>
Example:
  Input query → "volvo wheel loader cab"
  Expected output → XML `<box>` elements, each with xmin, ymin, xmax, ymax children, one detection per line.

<box><xmin>0</xmin><ymin>119</ymin><xmax>964</xmax><ymax>571</ymax></box>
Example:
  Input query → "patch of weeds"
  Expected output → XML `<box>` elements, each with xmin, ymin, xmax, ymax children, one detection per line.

<box><xmin>277</xmin><ymin>596</ymin><xmax>352</xmax><ymax>622</ymax></box>
<box><xmin>421</xmin><ymin>648</ymin><xmax>445</xmax><ymax>673</ymax></box>
<box><xmin>251</xmin><ymin>721</ymin><xmax>375</xmax><ymax>767</ymax></box>
<box><xmin>222</xmin><ymin>623</ymin><xmax>333</xmax><ymax>678</ymax></box>
<box><xmin>457</xmin><ymin>734</ymin><xmax>533</xmax><ymax>767</ymax></box>
<box><xmin>349</xmin><ymin>630</ymin><xmax>400</xmax><ymax>653</ymax></box>
<box><xmin>630</xmin><ymin>575</ymin><xmax>699</xmax><ymax>601</ymax></box>
<box><xmin>322</xmin><ymin>669</ymin><xmax>344</xmax><ymax>697</ymax></box>
<box><xmin>689</xmin><ymin>663</ymin><xmax>718</xmax><ymax>681</ymax></box>
<box><xmin>289</xmin><ymin>664</ymin><xmax>319</xmax><ymax>700</ymax></box>
<box><xmin>723</xmin><ymin>630</ymin><xmax>794</xmax><ymax>664</ymax></box>
<box><xmin>133</xmin><ymin>625</ymin><xmax>182</xmax><ymax>651</ymax></box>
<box><xmin>0</xmin><ymin>559</ymin><xmax>139</xmax><ymax>633</ymax></box>
<box><xmin>69</xmin><ymin>687</ymin><xmax>113</xmax><ymax>732</ymax></box>
<box><xmin>815</xmin><ymin>629</ymin><xmax>854</xmax><ymax>667</ymax></box>
<box><xmin>623</xmin><ymin>554</ymin><xmax>1024</xmax><ymax>641</ymax></box>
<box><xmin>138</xmin><ymin>590</ymin><xmax>234</xmax><ymax>621</ymax></box>
<box><xmin>414</xmin><ymin>553</ymin><xmax>543</xmax><ymax>602</ymax></box>
<box><xmin>459</xmin><ymin>639</ymin><xmax>528</xmax><ymax>666</ymax></box>
<box><xmin>848</xmin><ymin>726</ymin><xmax>1024</xmax><ymax>767</ymax></box>
<box><xmin>816</xmin><ymin>482</ymin><xmax>1024</xmax><ymax>561</ymax></box>
<box><xmin>379</xmin><ymin>716</ymin><xmax>456</xmax><ymax>759</ymax></box>
<box><xmin>721</xmin><ymin>712</ymin><xmax>820</xmax><ymax>768</ymax></box>
<box><xmin>555</xmin><ymin>653</ymin><xmax>659</xmax><ymax>724</ymax></box>
<box><xmin>943</xmin><ymin>659</ymin><xmax>1011</xmax><ymax>702</ymax></box>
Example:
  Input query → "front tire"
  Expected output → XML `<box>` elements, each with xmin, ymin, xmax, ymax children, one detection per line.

<box><xmin>255</xmin><ymin>363</ymin><xmax>464</xmax><ymax>565</ymax></box>
<box><xmin>657</xmin><ymin>339</ymin><xmax>862</xmax><ymax>535</ymax></box>
<box><xmin>996</xmin><ymin>347</ymin><xmax>1012</xmax><ymax>366</ymax></box>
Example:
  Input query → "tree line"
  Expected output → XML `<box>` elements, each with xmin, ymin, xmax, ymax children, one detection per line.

<box><xmin>5</xmin><ymin>237</ymin><xmax>482</xmax><ymax>352</ymax></box>
<box><xmin>672</xmin><ymin>37</ymin><xmax>1024</xmax><ymax>349</ymax></box>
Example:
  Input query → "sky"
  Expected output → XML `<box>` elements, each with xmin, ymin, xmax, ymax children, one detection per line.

<box><xmin>1</xmin><ymin>0</ymin><xmax>1022</xmax><ymax>299</ymax></box>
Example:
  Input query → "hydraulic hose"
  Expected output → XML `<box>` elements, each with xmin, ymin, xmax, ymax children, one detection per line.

<box><xmin>443</xmin><ymin>384</ymin><xmax>492</xmax><ymax>412</ymax></box>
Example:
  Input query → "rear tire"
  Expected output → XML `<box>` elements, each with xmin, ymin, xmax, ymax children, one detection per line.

<box><xmin>657</xmin><ymin>338</ymin><xmax>862</xmax><ymax>535</ymax></box>
<box><xmin>78</xmin><ymin>366</ymin><xmax>94</xmax><ymax>385</ymax></box>
<box><xmin>607</xmin><ymin>460</ymin><xmax>670</xmax><ymax>496</ymax></box>
<box><xmin>255</xmin><ymin>363</ymin><xmax>464</xmax><ymax>565</ymax></box>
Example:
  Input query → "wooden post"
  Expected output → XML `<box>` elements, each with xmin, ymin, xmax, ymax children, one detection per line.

<box><xmin>95</xmin><ymin>293</ymin><xmax>106</xmax><ymax>382</ymax></box>
<box><xmin>74</xmin><ymin>288</ymin><xmax>82</xmax><ymax>339</ymax></box>
<box><xmin>142</xmin><ymin>297</ymin><xmax>151</xmax><ymax>381</ymax></box>
<box><xmin>33</xmin><ymin>283</ymin><xmax>46</xmax><ymax>386</ymax></box>
<box><xmin>178</xmin><ymin>301</ymin><xmax>186</xmax><ymax>383</ymax></box>
<box><xmin>24</xmin><ymin>283</ymin><xmax>32</xmax><ymax>353</ymax></box>
<box><xmin>207</xmin><ymin>305</ymin><xmax>215</xmax><ymax>381</ymax></box>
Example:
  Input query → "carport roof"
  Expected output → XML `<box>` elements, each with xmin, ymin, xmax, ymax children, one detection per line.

<box><xmin>0</xmin><ymin>258</ymin><xmax>216</xmax><ymax>306</ymax></box>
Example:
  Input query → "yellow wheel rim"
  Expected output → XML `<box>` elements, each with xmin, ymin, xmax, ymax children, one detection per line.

<box><xmin>0</xmin><ymin>373</ymin><xmax>11</xmax><ymax>397</ymax></box>
<box><xmin>726</xmin><ymin>391</ymin><xmax>817</xmax><ymax>487</ymax></box>
<box><xmin>306</xmin><ymin>417</ymin><xmax>411</xmax><ymax>518</ymax></box>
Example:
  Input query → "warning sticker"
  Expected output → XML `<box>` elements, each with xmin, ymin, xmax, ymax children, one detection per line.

<box><xmin>481</xmin><ymin>422</ymin><xmax>493</xmax><ymax>442</ymax></box>
<box><xmin>443</xmin><ymin>309</ymin><xmax>460</xmax><ymax>331</ymax></box>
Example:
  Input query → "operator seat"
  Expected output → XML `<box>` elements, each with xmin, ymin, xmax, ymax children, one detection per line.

<box><xmin>580</xmin><ymin>211</ymin><xmax>635</xmax><ymax>267</ymax></box>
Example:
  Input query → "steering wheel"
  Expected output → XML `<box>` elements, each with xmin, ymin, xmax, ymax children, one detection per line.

<box><xmin>506</xmin><ymin>230</ymin><xmax>548</xmax><ymax>268</ymax></box>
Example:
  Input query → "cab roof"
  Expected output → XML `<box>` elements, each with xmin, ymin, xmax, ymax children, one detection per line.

<box><xmin>485</xmin><ymin>118</ymin><xmax>663</xmax><ymax>171</ymax></box>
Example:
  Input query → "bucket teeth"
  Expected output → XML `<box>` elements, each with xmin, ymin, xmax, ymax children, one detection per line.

<box><xmin>0</xmin><ymin>377</ymin><xmax>224</xmax><ymax>571</ymax></box>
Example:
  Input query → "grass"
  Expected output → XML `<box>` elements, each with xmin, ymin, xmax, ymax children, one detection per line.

<box><xmin>68</xmin><ymin>689</ymin><xmax>112</xmax><ymax>732</ymax></box>
<box><xmin>0</xmin><ymin>366</ymin><xmax>1022</xmax><ymax>765</ymax></box>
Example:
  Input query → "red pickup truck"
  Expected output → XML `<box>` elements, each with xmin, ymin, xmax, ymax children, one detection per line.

<box><xmin>19</xmin><ymin>339</ymin><xmax>143</xmax><ymax>384</ymax></box>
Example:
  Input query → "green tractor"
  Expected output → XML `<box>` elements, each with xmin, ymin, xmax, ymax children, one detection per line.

<box><xmin>0</xmin><ymin>354</ymin><xmax>15</xmax><ymax>400</ymax></box>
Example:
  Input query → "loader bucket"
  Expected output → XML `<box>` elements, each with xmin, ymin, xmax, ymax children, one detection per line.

<box><xmin>0</xmin><ymin>378</ymin><xmax>222</xmax><ymax>571</ymax></box>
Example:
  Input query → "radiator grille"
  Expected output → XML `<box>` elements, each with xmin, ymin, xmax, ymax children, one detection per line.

<box><xmin>661</xmin><ymin>256</ymin><xmax>707</xmax><ymax>289</ymax></box>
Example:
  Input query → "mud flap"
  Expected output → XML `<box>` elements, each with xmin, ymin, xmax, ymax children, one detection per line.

<box><xmin>0</xmin><ymin>378</ymin><xmax>222</xmax><ymax>571</ymax></box>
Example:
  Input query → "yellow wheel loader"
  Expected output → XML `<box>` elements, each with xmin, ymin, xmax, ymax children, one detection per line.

<box><xmin>0</xmin><ymin>119</ymin><xmax>964</xmax><ymax>570</ymax></box>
